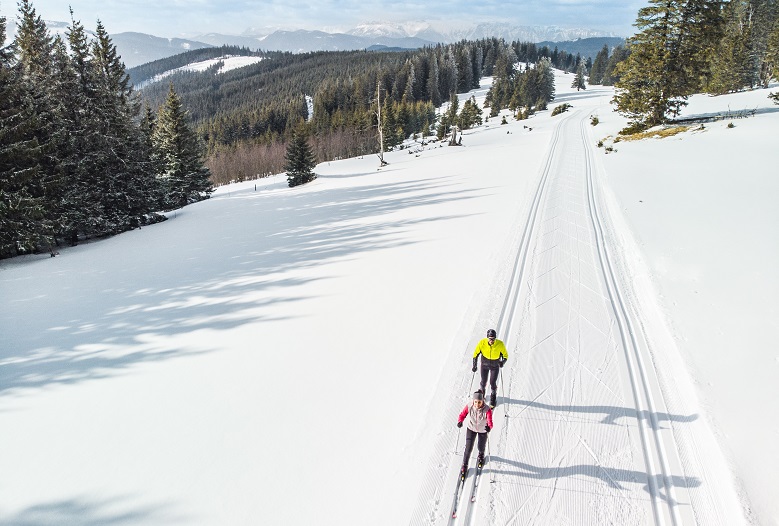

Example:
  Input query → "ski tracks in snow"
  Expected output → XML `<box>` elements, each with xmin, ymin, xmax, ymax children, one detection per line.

<box><xmin>412</xmin><ymin>106</ymin><xmax>744</xmax><ymax>525</ymax></box>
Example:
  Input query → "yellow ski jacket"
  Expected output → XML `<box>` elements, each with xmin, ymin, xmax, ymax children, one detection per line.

<box><xmin>473</xmin><ymin>338</ymin><xmax>508</xmax><ymax>361</ymax></box>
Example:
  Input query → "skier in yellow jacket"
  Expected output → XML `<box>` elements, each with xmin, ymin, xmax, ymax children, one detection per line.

<box><xmin>472</xmin><ymin>328</ymin><xmax>508</xmax><ymax>407</ymax></box>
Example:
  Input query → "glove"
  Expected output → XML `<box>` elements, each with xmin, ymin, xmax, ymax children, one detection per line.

<box><xmin>457</xmin><ymin>421</ymin><xmax>463</xmax><ymax>428</ymax></box>
<box><xmin>499</xmin><ymin>358</ymin><xmax>507</xmax><ymax>368</ymax></box>
<box><xmin>485</xmin><ymin>425</ymin><xmax>491</xmax><ymax>433</ymax></box>
<box><xmin>472</xmin><ymin>358</ymin><xmax>478</xmax><ymax>372</ymax></box>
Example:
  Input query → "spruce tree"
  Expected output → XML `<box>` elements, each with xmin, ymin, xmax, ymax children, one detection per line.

<box><xmin>285</xmin><ymin>124</ymin><xmax>317</xmax><ymax>188</ymax></box>
<box><xmin>90</xmin><ymin>20</ymin><xmax>159</xmax><ymax>231</ymax></box>
<box><xmin>571</xmin><ymin>62</ymin><xmax>587</xmax><ymax>91</ymax></box>
<box><xmin>613</xmin><ymin>0</ymin><xmax>688</xmax><ymax>127</ymax></box>
<box><xmin>52</xmin><ymin>29</ymin><xmax>96</xmax><ymax>244</ymax></box>
<box><xmin>13</xmin><ymin>0</ymin><xmax>61</xmax><ymax>243</ymax></box>
<box><xmin>603</xmin><ymin>46</ymin><xmax>630</xmax><ymax>85</ymax></box>
<box><xmin>153</xmin><ymin>84</ymin><xmax>213</xmax><ymax>209</ymax></box>
<box><xmin>459</xmin><ymin>95</ymin><xmax>483</xmax><ymax>129</ymax></box>
<box><xmin>536</xmin><ymin>57</ymin><xmax>556</xmax><ymax>109</ymax></box>
<box><xmin>769</xmin><ymin>20</ymin><xmax>779</xmax><ymax>102</ymax></box>
<box><xmin>707</xmin><ymin>0</ymin><xmax>753</xmax><ymax>93</ymax></box>
<box><xmin>0</xmin><ymin>11</ymin><xmax>49</xmax><ymax>257</ymax></box>
<box><xmin>676</xmin><ymin>0</ymin><xmax>724</xmax><ymax>92</ymax></box>
<box><xmin>590</xmin><ymin>45</ymin><xmax>609</xmax><ymax>85</ymax></box>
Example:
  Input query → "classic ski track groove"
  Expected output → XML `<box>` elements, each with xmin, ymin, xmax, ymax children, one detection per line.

<box><xmin>481</xmin><ymin>109</ymin><xmax>685</xmax><ymax>525</ymax></box>
<box><xmin>418</xmin><ymin>108</ymin><xmax>701</xmax><ymax>525</ymax></box>
<box><xmin>579</xmin><ymin>113</ymin><xmax>682</xmax><ymax>526</ymax></box>
<box><xmin>458</xmin><ymin>112</ymin><xmax>568</xmax><ymax>526</ymax></box>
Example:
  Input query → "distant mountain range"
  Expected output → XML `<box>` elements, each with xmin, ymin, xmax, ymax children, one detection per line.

<box><xmin>111</xmin><ymin>33</ymin><xmax>215</xmax><ymax>68</ymax></box>
<box><xmin>3</xmin><ymin>19</ymin><xmax>625</xmax><ymax>69</ymax></box>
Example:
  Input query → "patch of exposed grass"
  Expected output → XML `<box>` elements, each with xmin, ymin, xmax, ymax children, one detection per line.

<box><xmin>619</xmin><ymin>125</ymin><xmax>692</xmax><ymax>141</ymax></box>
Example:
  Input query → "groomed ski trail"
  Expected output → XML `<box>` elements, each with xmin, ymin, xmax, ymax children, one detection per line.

<box><xmin>412</xmin><ymin>94</ymin><xmax>746</xmax><ymax>525</ymax></box>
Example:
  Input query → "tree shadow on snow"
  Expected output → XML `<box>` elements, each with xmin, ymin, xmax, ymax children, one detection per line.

<box><xmin>488</xmin><ymin>455</ymin><xmax>701</xmax><ymax>506</ymax></box>
<box><xmin>499</xmin><ymin>397</ymin><xmax>698</xmax><ymax>431</ymax></box>
<box><xmin>0</xmin><ymin>496</ymin><xmax>185</xmax><ymax>526</ymax></box>
<box><xmin>0</xmin><ymin>176</ymin><xmax>484</xmax><ymax>396</ymax></box>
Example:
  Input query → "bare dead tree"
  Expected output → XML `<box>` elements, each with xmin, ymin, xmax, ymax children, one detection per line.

<box><xmin>375</xmin><ymin>81</ymin><xmax>389</xmax><ymax>167</ymax></box>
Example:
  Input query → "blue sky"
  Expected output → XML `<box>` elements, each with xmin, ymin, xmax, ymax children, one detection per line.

<box><xmin>1</xmin><ymin>0</ymin><xmax>645</xmax><ymax>38</ymax></box>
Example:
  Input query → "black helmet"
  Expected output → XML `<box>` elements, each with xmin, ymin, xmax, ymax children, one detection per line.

<box><xmin>486</xmin><ymin>329</ymin><xmax>497</xmax><ymax>338</ymax></box>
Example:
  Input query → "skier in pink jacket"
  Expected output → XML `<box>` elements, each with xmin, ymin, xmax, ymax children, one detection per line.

<box><xmin>456</xmin><ymin>389</ymin><xmax>494</xmax><ymax>476</ymax></box>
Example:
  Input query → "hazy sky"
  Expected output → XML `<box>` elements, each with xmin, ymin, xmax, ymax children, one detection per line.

<box><xmin>1</xmin><ymin>0</ymin><xmax>646</xmax><ymax>38</ymax></box>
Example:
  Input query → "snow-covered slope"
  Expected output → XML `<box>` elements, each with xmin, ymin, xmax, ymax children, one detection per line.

<box><xmin>135</xmin><ymin>55</ymin><xmax>264</xmax><ymax>89</ymax></box>
<box><xmin>1</xmin><ymin>73</ymin><xmax>776</xmax><ymax>525</ymax></box>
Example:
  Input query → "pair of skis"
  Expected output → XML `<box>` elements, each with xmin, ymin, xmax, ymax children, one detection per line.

<box><xmin>450</xmin><ymin>462</ymin><xmax>484</xmax><ymax>520</ymax></box>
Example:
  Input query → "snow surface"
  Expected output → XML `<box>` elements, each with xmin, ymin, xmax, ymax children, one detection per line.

<box><xmin>1</xmin><ymin>72</ymin><xmax>777</xmax><ymax>525</ymax></box>
<box><xmin>136</xmin><ymin>55</ymin><xmax>264</xmax><ymax>89</ymax></box>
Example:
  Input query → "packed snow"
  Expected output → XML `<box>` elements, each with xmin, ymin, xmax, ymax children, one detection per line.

<box><xmin>1</xmin><ymin>71</ymin><xmax>777</xmax><ymax>525</ymax></box>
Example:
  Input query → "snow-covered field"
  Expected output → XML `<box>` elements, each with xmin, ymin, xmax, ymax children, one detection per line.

<box><xmin>136</xmin><ymin>55</ymin><xmax>264</xmax><ymax>88</ymax></box>
<box><xmin>1</xmin><ymin>71</ymin><xmax>776</xmax><ymax>525</ymax></box>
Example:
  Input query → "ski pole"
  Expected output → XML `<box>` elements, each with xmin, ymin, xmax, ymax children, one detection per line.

<box><xmin>487</xmin><ymin>432</ymin><xmax>494</xmax><ymax>483</ymax></box>
<box><xmin>500</xmin><ymin>368</ymin><xmax>508</xmax><ymax>417</ymax></box>
<box><xmin>468</xmin><ymin>352</ymin><xmax>479</xmax><ymax>394</ymax></box>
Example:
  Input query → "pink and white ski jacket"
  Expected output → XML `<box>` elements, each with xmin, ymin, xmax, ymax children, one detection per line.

<box><xmin>458</xmin><ymin>402</ymin><xmax>493</xmax><ymax>433</ymax></box>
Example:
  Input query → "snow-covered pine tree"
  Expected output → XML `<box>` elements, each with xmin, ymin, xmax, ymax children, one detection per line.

<box><xmin>90</xmin><ymin>20</ymin><xmax>160</xmax><ymax>231</ymax></box>
<box><xmin>285</xmin><ymin>124</ymin><xmax>317</xmax><ymax>188</ymax></box>
<box><xmin>426</xmin><ymin>53</ymin><xmax>441</xmax><ymax>107</ymax></box>
<box><xmin>0</xmin><ymin>12</ymin><xmax>49</xmax><ymax>258</ymax></box>
<box><xmin>13</xmin><ymin>0</ymin><xmax>61</xmax><ymax>241</ymax></box>
<box><xmin>572</xmin><ymin>62</ymin><xmax>587</xmax><ymax>91</ymax></box>
<box><xmin>140</xmin><ymin>106</ymin><xmax>165</xmax><ymax>209</ymax></box>
<box><xmin>51</xmin><ymin>27</ymin><xmax>98</xmax><ymax>245</ymax></box>
<box><xmin>459</xmin><ymin>95</ymin><xmax>483</xmax><ymax>129</ymax></box>
<box><xmin>380</xmin><ymin>97</ymin><xmax>402</xmax><ymax>149</ymax></box>
<box><xmin>589</xmin><ymin>45</ymin><xmax>609</xmax><ymax>85</ymax></box>
<box><xmin>456</xmin><ymin>45</ymin><xmax>474</xmax><ymax>93</ymax></box>
<box><xmin>535</xmin><ymin>57</ymin><xmax>556</xmax><ymax>109</ymax></box>
<box><xmin>769</xmin><ymin>21</ymin><xmax>779</xmax><ymax>102</ymax></box>
<box><xmin>152</xmin><ymin>83</ymin><xmax>214</xmax><ymax>209</ymax></box>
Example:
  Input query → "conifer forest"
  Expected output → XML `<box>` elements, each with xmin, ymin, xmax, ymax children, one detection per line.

<box><xmin>1</xmin><ymin>0</ymin><xmax>777</xmax><ymax>258</ymax></box>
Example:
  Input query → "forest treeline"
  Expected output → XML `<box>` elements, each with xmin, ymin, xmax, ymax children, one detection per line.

<box><xmin>612</xmin><ymin>0</ymin><xmax>779</xmax><ymax>129</ymax></box>
<box><xmin>0</xmin><ymin>1</ymin><xmax>212</xmax><ymax>259</ymax></box>
<box><xmin>3</xmin><ymin>0</ymin><xmax>777</xmax><ymax>258</ymax></box>
<box><xmin>134</xmin><ymin>38</ymin><xmax>607</xmax><ymax>185</ymax></box>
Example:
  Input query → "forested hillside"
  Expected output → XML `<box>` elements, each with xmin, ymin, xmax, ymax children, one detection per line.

<box><xmin>4</xmin><ymin>0</ymin><xmax>776</xmax><ymax>258</ymax></box>
<box><xmin>134</xmin><ymin>39</ymin><xmax>597</xmax><ymax>184</ymax></box>
<box><xmin>0</xmin><ymin>1</ymin><xmax>213</xmax><ymax>259</ymax></box>
<box><xmin>127</xmin><ymin>46</ymin><xmax>263</xmax><ymax>87</ymax></box>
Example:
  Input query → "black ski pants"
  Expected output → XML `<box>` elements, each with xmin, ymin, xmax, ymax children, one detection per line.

<box><xmin>462</xmin><ymin>428</ymin><xmax>488</xmax><ymax>467</ymax></box>
<box><xmin>479</xmin><ymin>359</ymin><xmax>500</xmax><ymax>394</ymax></box>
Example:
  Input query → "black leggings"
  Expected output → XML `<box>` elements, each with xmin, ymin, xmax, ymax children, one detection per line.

<box><xmin>462</xmin><ymin>428</ymin><xmax>488</xmax><ymax>467</ymax></box>
<box><xmin>480</xmin><ymin>361</ymin><xmax>500</xmax><ymax>393</ymax></box>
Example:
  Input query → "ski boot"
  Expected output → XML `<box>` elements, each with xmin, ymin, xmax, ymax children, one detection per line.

<box><xmin>459</xmin><ymin>464</ymin><xmax>468</xmax><ymax>480</ymax></box>
<box><xmin>489</xmin><ymin>391</ymin><xmax>497</xmax><ymax>408</ymax></box>
<box><xmin>477</xmin><ymin>454</ymin><xmax>485</xmax><ymax>468</ymax></box>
